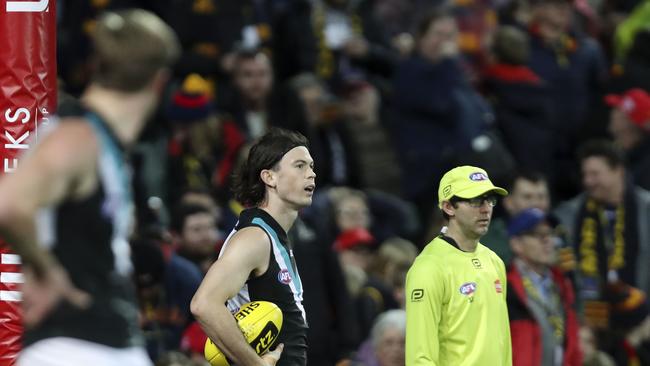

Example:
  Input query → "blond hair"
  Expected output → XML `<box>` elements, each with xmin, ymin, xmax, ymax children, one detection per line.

<box><xmin>92</xmin><ymin>9</ymin><xmax>180</xmax><ymax>91</ymax></box>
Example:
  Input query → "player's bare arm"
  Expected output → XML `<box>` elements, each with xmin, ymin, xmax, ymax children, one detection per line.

<box><xmin>191</xmin><ymin>226</ymin><xmax>282</xmax><ymax>366</ymax></box>
<box><xmin>0</xmin><ymin>120</ymin><xmax>96</xmax><ymax>324</ymax></box>
<box><xmin>0</xmin><ymin>120</ymin><xmax>97</xmax><ymax>271</ymax></box>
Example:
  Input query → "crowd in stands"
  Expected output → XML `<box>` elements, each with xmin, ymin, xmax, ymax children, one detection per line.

<box><xmin>55</xmin><ymin>0</ymin><xmax>650</xmax><ymax>364</ymax></box>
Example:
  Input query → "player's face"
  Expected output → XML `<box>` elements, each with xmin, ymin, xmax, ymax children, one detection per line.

<box><xmin>451</xmin><ymin>195</ymin><xmax>495</xmax><ymax>240</ymax></box>
<box><xmin>274</xmin><ymin>146</ymin><xmax>316</xmax><ymax>209</ymax></box>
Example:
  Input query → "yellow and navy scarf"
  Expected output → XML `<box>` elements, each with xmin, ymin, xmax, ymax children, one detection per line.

<box><xmin>575</xmin><ymin>186</ymin><xmax>639</xmax><ymax>294</ymax></box>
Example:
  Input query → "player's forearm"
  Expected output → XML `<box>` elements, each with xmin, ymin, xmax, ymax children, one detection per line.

<box><xmin>194</xmin><ymin>304</ymin><xmax>267</xmax><ymax>366</ymax></box>
<box><xmin>0</xmin><ymin>210</ymin><xmax>55</xmax><ymax>277</ymax></box>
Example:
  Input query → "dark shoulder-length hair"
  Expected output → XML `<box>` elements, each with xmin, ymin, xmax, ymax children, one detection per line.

<box><xmin>233</xmin><ymin>128</ymin><xmax>309</xmax><ymax>207</ymax></box>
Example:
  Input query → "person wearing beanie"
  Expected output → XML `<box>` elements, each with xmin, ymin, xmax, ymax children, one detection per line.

<box><xmin>605</xmin><ymin>88</ymin><xmax>650</xmax><ymax>191</ymax></box>
<box><xmin>506</xmin><ymin>208</ymin><xmax>582</xmax><ymax>366</ymax></box>
<box><xmin>167</xmin><ymin>73</ymin><xmax>215</xmax><ymax>122</ymax></box>
<box><xmin>166</xmin><ymin>73</ymin><xmax>245</xmax><ymax>206</ymax></box>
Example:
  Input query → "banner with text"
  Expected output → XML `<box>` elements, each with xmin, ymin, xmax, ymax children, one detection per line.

<box><xmin>0</xmin><ymin>0</ymin><xmax>57</xmax><ymax>363</ymax></box>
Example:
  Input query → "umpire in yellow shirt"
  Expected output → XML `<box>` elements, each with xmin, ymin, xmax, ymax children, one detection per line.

<box><xmin>406</xmin><ymin>166</ymin><xmax>512</xmax><ymax>365</ymax></box>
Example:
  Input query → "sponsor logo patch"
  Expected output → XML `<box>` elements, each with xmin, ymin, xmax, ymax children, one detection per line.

<box><xmin>443</xmin><ymin>185</ymin><xmax>452</xmax><ymax>198</ymax></box>
<box><xmin>277</xmin><ymin>269</ymin><xmax>292</xmax><ymax>284</ymax></box>
<box><xmin>469</xmin><ymin>172</ymin><xmax>488</xmax><ymax>181</ymax></box>
<box><xmin>495</xmin><ymin>279</ymin><xmax>503</xmax><ymax>293</ymax></box>
<box><xmin>411</xmin><ymin>289</ymin><xmax>424</xmax><ymax>302</ymax></box>
<box><xmin>471</xmin><ymin>258</ymin><xmax>482</xmax><ymax>269</ymax></box>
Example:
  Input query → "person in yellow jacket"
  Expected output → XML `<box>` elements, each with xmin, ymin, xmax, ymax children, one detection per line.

<box><xmin>406</xmin><ymin>166</ymin><xmax>512</xmax><ymax>365</ymax></box>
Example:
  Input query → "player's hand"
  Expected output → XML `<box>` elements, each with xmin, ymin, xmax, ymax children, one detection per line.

<box><xmin>262</xmin><ymin>343</ymin><xmax>284</xmax><ymax>366</ymax></box>
<box><xmin>21</xmin><ymin>264</ymin><xmax>91</xmax><ymax>327</ymax></box>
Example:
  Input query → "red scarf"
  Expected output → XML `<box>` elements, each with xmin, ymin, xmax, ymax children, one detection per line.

<box><xmin>484</xmin><ymin>64</ymin><xmax>542</xmax><ymax>84</ymax></box>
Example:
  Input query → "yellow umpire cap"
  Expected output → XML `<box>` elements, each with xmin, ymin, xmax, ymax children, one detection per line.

<box><xmin>438</xmin><ymin>166</ymin><xmax>508</xmax><ymax>208</ymax></box>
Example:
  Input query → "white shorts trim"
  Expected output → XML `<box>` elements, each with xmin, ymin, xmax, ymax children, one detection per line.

<box><xmin>17</xmin><ymin>337</ymin><xmax>152</xmax><ymax>366</ymax></box>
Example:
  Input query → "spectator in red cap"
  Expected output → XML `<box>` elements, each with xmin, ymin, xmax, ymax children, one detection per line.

<box><xmin>334</xmin><ymin>227</ymin><xmax>403</xmax><ymax>341</ymax></box>
<box><xmin>605</xmin><ymin>88</ymin><xmax>650</xmax><ymax>190</ymax></box>
<box><xmin>333</xmin><ymin>227</ymin><xmax>375</xmax><ymax>272</ymax></box>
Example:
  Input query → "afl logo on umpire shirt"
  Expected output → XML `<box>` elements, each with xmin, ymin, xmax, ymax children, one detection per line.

<box><xmin>459</xmin><ymin>282</ymin><xmax>477</xmax><ymax>296</ymax></box>
<box><xmin>277</xmin><ymin>269</ymin><xmax>292</xmax><ymax>284</ymax></box>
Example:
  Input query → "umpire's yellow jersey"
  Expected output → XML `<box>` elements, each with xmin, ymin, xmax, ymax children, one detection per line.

<box><xmin>406</xmin><ymin>235</ymin><xmax>512</xmax><ymax>365</ymax></box>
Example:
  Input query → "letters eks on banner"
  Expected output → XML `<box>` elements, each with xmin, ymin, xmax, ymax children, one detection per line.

<box><xmin>0</xmin><ymin>0</ymin><xmax>57</xmax><ymax>364</ymax></box>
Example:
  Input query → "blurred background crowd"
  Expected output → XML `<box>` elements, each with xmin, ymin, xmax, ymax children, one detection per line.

<box><xmin>54</xmin><ymin>0</ymin><xmax>650</xmax><ymax>365</ymax></box>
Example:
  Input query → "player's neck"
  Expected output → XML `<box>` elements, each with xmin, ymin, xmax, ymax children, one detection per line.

<box><xmin>82</xmin><ymin>84</ymin><xmax>154</xmax><ymax>147</ymax></box>
<box><xmin>258</xmin><ymin>202</ymin><xmax>298</xmax><ymax>234</ymax></box>
<box><xmin>445</xmin><ymin>224</ymin><xmax>479</xmax><ymax>252</ymax></box>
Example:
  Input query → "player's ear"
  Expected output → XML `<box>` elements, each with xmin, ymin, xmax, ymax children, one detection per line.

<box><xmin>441</xmin><ymin>200</ymin><xmax>455</xmax><ymax>218</ymax></box>
<box><xmin>260</xmin><ymin>169</ymin><xmax>276</xmax><ymax>189</ymax></box>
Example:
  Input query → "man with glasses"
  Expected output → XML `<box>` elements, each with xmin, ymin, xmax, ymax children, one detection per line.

<box><xmin>405</xmin><ymin>166</ymin><xmax>512</xmax><ymax>365</ymax></box>
<box><xmin>506</xmin><ymin>208</ymin><xmax>582</xmax><ymax>366</ymax></box>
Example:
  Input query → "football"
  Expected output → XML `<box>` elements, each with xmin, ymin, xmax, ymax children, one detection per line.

<box><xmin>204</xmin><ymin>301</ymin><xmax>283</xmax><ymax>366</ymax></box>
